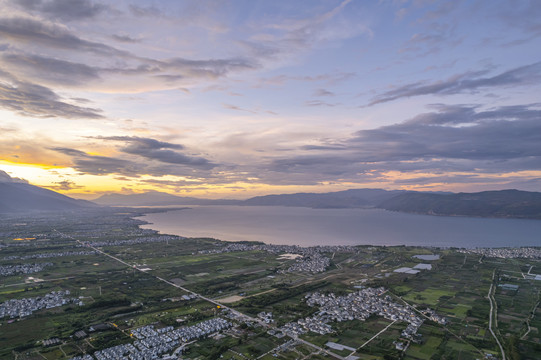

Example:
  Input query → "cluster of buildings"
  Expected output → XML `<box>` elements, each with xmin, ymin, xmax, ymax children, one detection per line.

<box><xmin>83</xmin><ymin>235</ymin><xmax>181</xmax><ymax>248</ymax></box>
<box><xmin>0</xmin><ymin>262</ymin><xmax>52</xmax><ymax>277</ymax></box>
<box><xmin>0</xmin><ymin>290</ymin><xmax>81</xmax><ymax>319</ymax></box>
<box><xmin>421</xmin><ymin>308</ymin><xmax>447</xmax><ymax>325</ymax></box>
<box><xmin>257</xmin><ymin>311</ymin><xmax>274</xmax><ymax>323</ymax></box>
<box><xmin>69</xmin><ymin>356</ymin><xmax>93</xmax><ymax>360</ymax></box>
<box><xmin>198</xmin><ymin>242</ymin><xmax>355</xmax><ymax>274</ymax></box>
<box><xmin>278</xmin><ymin>287</ymin><xmax>442</xmax><ymax>341</ymax></box>
<box><xmin>3</xmin><ymin>250</ymin><xmax>96</xmax><ymax>261</ymax></box>
<box><xmin>51</xmin><ymin>217</ymin><xmax>158</xmax><ymax>240</ymax></box>
<box><xmin>198</xmin><ymin>242</ymin><xmax>356</xmax><ymax>256</ymax></box>
<box><xmin>459</xmin><ymin>247</ymin><xmax>541</xmax><ymax>259</ymax></box>
<box><xmin>282</xmin><ymin>253</ymin><xmax>331</xmax><ymax>273</ymax></box>
<box><xmin>69</xmin><ymin>318</ymin><xmax>232</xmax><ymax>360</ymax></box>
<box><xmin>42</xmin><ymin>338</ymin><xmax>61</xmax><ymax>346</ymax></box>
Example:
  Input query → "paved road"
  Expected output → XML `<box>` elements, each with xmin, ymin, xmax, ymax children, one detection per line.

<box><xmin>56</xmin><ymin>230</ymin><xmax>345</xmax><ymax>359</ymax></box>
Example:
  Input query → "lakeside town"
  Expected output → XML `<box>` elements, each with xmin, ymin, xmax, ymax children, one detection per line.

<box><xmin>0</xmin><ymin>209</ymin><xmax>540</xmax><ymax>359</ymax></box>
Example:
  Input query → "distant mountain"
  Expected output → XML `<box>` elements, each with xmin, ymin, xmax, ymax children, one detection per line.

<box><xmin>93</xmin><ymin>191</ymin><xmax>240</xmax><ymax>206</ymax></box>
<box><xmin>92</xmin><ymin>189</ymin><xmax>405</xmax><ymax>208</ymax></box>
<box><xmin>378</xmin><ymin>189</ymin><xmax>541</xmax><ymax>219</ymax></box>
<box><xmin>91</xmin><ymin>188</ymin><xmax>541</xmax><ymax>220</ymax></box>
<box><xmin>242</xmin><ymin>189</ymin><xmax>408</xmax><ymax>208</ymax></box>
<box><xmin>0</xmin><ymin>182</ymin><xmax>97</xmax><ymax>213</ymax></box>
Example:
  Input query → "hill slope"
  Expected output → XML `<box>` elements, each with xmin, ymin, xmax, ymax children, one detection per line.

<box><xmin>243</xmin><ymin>189</ymin><xmax>408</xmax><ymax>208</ymax></box>
<box><xmin>91</xmin><ymin>188</ymin><xmax>541</xmax><ymax>220</ymax></box>
<box><xmin>378</xmin><ymin>189</ymin><xmax>541</xmax><ymax>219</ymax></box>
<box><xmin>0</xmin><ymin>182</ymin><xmax>97</xmax><ymax>213</ymax></box>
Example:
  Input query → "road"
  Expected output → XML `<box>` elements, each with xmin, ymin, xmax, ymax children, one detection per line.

<box><xmin>487</xmin><ymin>269</ymin><xmax>506</xmax><ymax>360</ymax></box>
<box><xmin>293</xmin><ymin>336</ymin><xmax>346</xmax><ymax>360</ymax></box>
<box><xmin>358</xmin><ymin>319</ymin><xmax>397</xmax><ymax>349</ymax></box>
<box><xmin>56</xmin><ymin>230</ymin><xmax>345</xmax><ymax>359</ymax></box>
<box><xmin>521</xmin><ymin>291</ymin><xmax>540</xmax><ymax>340</ymax></box>
<box><xmin>391</xmin><ymin>291</ymin><xmax>484</xmax><ymax>357</ymax></box>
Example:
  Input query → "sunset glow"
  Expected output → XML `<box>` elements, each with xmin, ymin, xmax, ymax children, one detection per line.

<box><xmin>0</xmin><ymin>0</ymin><xmax>540</xmax><ymax>199</ymax></box>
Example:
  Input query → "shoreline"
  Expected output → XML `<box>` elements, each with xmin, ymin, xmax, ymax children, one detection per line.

<box><xmin>133</xmin><ymin>206</ymin><xmax>541</xmax><ymax>249</ymax></box>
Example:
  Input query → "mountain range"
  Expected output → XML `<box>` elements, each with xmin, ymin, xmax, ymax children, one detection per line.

<box><xmin>92</xmin><ymin>188</ymin><xmax>541</xmax><ymax>219</ymax></box>
<box><xmin>379</xmin><ymin>190</ymin><xmax>541</xmax><ymax>219</ymax></box>
<box><xmin>93</xmin><ymin>188</ymin><xmax>406</xmax><ymax>208</ymax></box>
<box><xmin>1</xmin><ymin>168</ymin><xmax>540</xmax><ymax>219</ymax></box>
<box><xmin>93</xmin><ymin>191</ymin><xmax>238</xmax><ymax>207</ymax></box>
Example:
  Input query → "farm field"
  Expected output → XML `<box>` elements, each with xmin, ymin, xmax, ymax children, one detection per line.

<box><xmin>1</xmin><ymin>209</ymin><xmax>540</xmax><ymax>359</ymax></box>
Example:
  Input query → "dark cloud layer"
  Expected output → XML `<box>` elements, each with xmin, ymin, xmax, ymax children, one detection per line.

<box><xmin>0</xmin><ymin>71</ymin><xmax>104</xmax><ymax>119</ymax></box>
<box><xmin>45</xmin><ymin>179</ymin><xmax>84</xmax><ymax>190</ymax></box>
<box><xmin>51</xmin><ymin>147</ymin><xmax>141</xmax><ymax>176</ymax></box>
<box><xmin>90</xmin><ymin>136</ymin><xmax>215</xmax><ymax>169</ymax></box>
<box><xmin>2</xmin><ymin>53</ymin><xmax>101</xmax><ymax>86</ymax></box>
<box><xmin>0</xmin><ymin>15</ymin><xmax>256</xmax><ymax>91</ymax></box>
<box><xmin>50</xmin><ymin>143</ymin><xmax>216</xmax><ymax>178</ymax></box>
<box><xmin>269</xmin><ymin>104</ymin><xmax>541</xmax><ymax>182</ymax></box>
<box><xmin>367</xmin><ymin>62</ymin><xmax>541</xmax><ymax>106</ymax></box>
<box><xmin>14</xmin><ymin>0</ymin><xmax>109</xmax><ymax>21</ymax></box>
<box><xmin>349</xmin><ymin>104</ymin><xmax>541</xmax><ymax>163</ymax></box>
<box><xmin>0</xmin><ymin>16</ymin><xmax>127</xmax><ymax>56</ymax></box>
<box><xmin>111</xmin><ymin>34</ymin><xmax>142</xmax><ymax>43</ymax></box>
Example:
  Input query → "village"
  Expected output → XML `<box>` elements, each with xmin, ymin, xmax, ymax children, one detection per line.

<box><xmin>0</xmin><ymin>290</ymin><xmax>82</xmax><ymax>319</ymax></box>
<box><xmin>278</xmin><ymin>287</ymin><xmax>446</xmax><ymax>343</ymax></box>
<box><xmin>3</xmin><ymin>250</ymin><xmax>97</xmax><ymax>261</ymax></box>
<box><xmin>459</xmin><ymin>247</ymin><xmax>541</xmax><ymax>259</ymax></box>
<box><xmin>0</xmin><ymin>262</ymin><xmax>52</xmax><ymax>277</ymax></box>
<box><xmin>69</xmin><ymin>318</ymin><xmax>232</xmax><ymax>360</ymax></box>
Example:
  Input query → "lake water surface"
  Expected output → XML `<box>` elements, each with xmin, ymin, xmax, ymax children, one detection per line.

<box><xmin>139</xmin><ymin>205</ymin><xmax>541</xmax><ymax>248</ymax></box>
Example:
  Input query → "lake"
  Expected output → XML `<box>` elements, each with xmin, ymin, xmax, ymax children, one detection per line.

<box><xmin>138</xmin><ymin>205</ymin><xmax>541</xmax><ymax>248</ymax></box>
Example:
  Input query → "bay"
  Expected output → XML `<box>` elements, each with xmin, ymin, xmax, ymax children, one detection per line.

<box><xmin>138</xmin><ymin>205</ymin><xmax>541</xmax><ymax>248</ymax></box>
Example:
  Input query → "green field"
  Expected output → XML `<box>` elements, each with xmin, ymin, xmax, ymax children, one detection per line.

<box><xmin>1</xmin><ymin>209</ymin><xmax>540</xmax><ymax>359</ymax></box>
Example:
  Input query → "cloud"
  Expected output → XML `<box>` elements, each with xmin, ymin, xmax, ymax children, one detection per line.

<box><xmin>50</xmin><ymin>147</ymin><xmax>141</xmax><ymax>176</ymax></box>
<box><xmin>2</xmin><ymin>52</ymin><xmax>101</xmax><ymax>86</ymax></box>
<box><xmin>257</xmin><ymin>72</ymin><xmax>355</xmax><ymax>87</ymax></box>
<box><xmin>301</xmin><ymin>144</ymin><xmax>347</xmax><ymax>151</ymax></box>
<box><xmin>349</xmin><ymin>104</ymin><xmax>541</xmax><ymax>163</ymax></box>
<box><xmin>13</xmin><ymin>0</ymin><xmax>109</xmax><ymax>21</ymax></box>
<box><xmin>313</xmin><ymin>89</ymin><xmax>335</xmax><ymax>97</ymax></box>
<box><xmin>497</xmin><ymin>1</ymin><xmax>541</xmax><ymax>44</ymax></box>
<box><xmin>367</xmin><ymin>62</ymin><xmax>541</xmax><ymax>106</ymax></box>
<box><xmin>275</xmin><ymin>0</ymin><xmax>356</xmax><ymax>49</ymax></box>
<box><xmin>263</xmin><ymin>104</ymin><xmax>541</xmax><ymax>185</ymax></box>
<box><xmin>223</xmin><ymin>103</ymin><xmax>256</xmax><ymax>114</ymax></box>
<box><xmin>45</xmin><ymin>179</ymin><xmax>84</xmax><ymax>190</ymax></box>
<box><xmin>241</xmin><ymin>0</ymin><xmax>370</xmax><ymax>62</ymax></box>
<box><xmin>50</xmin><ymin>144</ymin><xmax>216</xmax><ymax>178</ymax></box>
<box><xmin>129</xmin><ymin>4</ymin><xmax>163</xmax><ymax>18</ymax></box>
<box><xmin>111</xmin><ymin>34</ymin><xmax>142</xmax><ymax>43</ymax></box>
<box><xmin>0</xmin><ymin>16</ymin><xmax>128</xmax><ymax>57</ymax></box>
<box><xmin>222</xmin><ymin>103</ymin><xmax>277</xmax><ymax>115</ymax></box>
<box><xmin>0</xmin><ymin>71</ymin><xmax>104</xmax><ymax>118</ymax></box>
<box><xmin>0</xmin><ymin>15</ymin><xmax>257</xmax><ymax>94</ymax></box>
<box><xmin>90</xmin><ymin>136</ymin><xmax>215</xmax><ymax>169</ymax></box>
<box><xmin>160</xmin><ymin>57</ymin><xmax>256</xmax><ymax>79</ymax></box>
<box><xmin>305</xmin><ymin>100</ymin><xmax>339</xmax><ymax>107</ymax></box>
<box><xmin>398</xmin><ymin>22</ymin><xmax>461</xmax><ymax>56</ymax></box>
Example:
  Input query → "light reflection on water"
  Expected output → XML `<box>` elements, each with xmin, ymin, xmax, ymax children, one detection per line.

<box><xmin>138</xmin><ymin>205</ymin><xmax>541</xmax><ymax>248</ymax></box>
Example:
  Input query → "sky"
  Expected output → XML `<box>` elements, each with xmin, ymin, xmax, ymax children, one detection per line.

<box><xmin>0</xmin><ymin>0</ymin><xmax>540</xmax><ymax>199</ymax></box>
